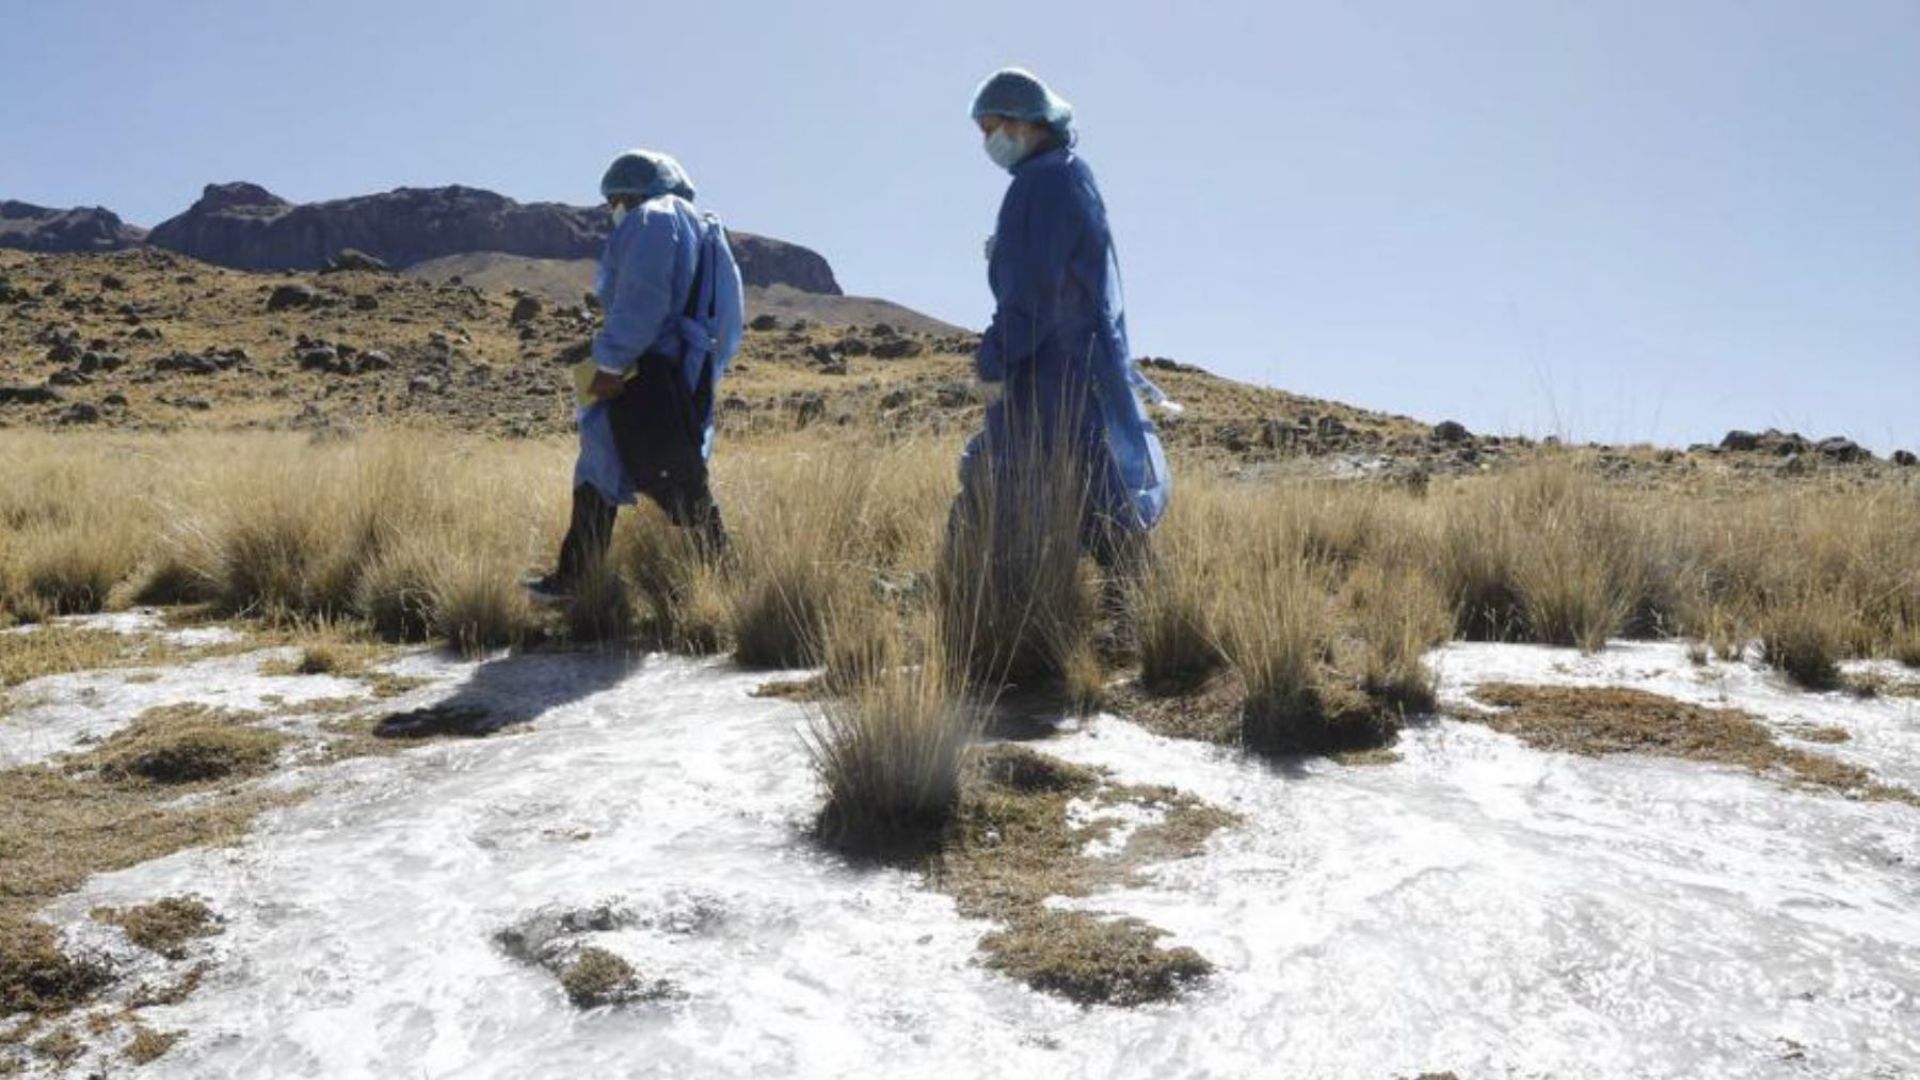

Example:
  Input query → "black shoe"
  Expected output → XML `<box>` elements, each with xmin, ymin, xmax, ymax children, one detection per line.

<box><xmin>522</xmin><ymin>573</ymin><xmax>573</xmax><ymax>605</ymax></box>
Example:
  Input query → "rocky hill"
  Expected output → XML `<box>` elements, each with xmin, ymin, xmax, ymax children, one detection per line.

<box><xmin>140</xmin><ymin>182</ymin><xmax>842</xmax><ymax>294</ymax></box>
<box><xmin>0</xmin><ymin>201</ymin><xmax>148</xmax><ymax>253</ymax></box>
<box><xmin>0</xmin><ymin>247</ymin><xmax>1910</xmax><ymax>484</ymax></box>
<box><xmin>4</xmin><ymin>183</ymin><xmax>843</xmax><ymax>297</ymax></box>
<box><xmin>404</xmin><ymin>254</ymin><xmax>963</xmax><ymax>335</ymax></box>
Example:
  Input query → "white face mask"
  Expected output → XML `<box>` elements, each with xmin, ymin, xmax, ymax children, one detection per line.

<box><xmin>984</xmin><ymin>129</ymin><xmax>1029</xmax><ymax>170</ymax></box>
<box><xmin>609</xmin><ymin>203</ymin><xmax>630</xmax><ymax>228</ymax></box>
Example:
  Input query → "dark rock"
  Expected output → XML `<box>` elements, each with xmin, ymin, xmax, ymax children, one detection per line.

<box><xmin>352</xmin><ymin>294</ymin><xmax>380</xmax><ymax>312</ymax></box>
<box><xmin>749</xmin><ymin>314</ymin><xmax>780</xmax><ymax>332</ymax></box>
<box><xmin>58</xmin><ymin>401</ymin><xmax>101</xmax><ymax>425</ymax></box>
<box><xmin>152</xmin><ymin>353</ymin><xmax>221</xmax><ymax>375</ymax></box>
<box><xmin>162</xmin><ymin>396</ymin><xmax>213</xmax><ymax>411</ymax></box>
<box><xmin>1758</xmin><ymin>429</ymin><xmax>1810</xmax><ymax>456</ymax></box>
<box><xmin>510</xmin><ymin>296</ymin><xmax>543</xmax><ymax>324</ymax></box>
<box><xmin>299</xmin><ymin>347</ymin><xmax>343</xmax><ymax>373</ymax></box>
<box><xmin>99</xmin><ymin>273</ymin><xmax>126</xmax><ymax>291</ymax></box>
<box><xmin>880</xmin><ymin>387</ymin><xmax>913</xmax><ymax>410</ymax></box>
<box><xmin>103</xmin><ymin>392</ymin><xmax>128</xmax><ymax>408</ymax></box>
<box><xmin>0</xmin><ymin>384</ymin><xmax>62</xmax><ymax>406</ymax></box>
<box><xmin>1720</xmin><ymin>430</ymin><xmax>1760</xmax><ymax>452</ymax></box>
<box><xmin>819</xmin><ymin>360</ymin><xmax>849</xmax><ymax>376</ymax></box>
<box><xmin>793</xmin><ymin>392</ymin><xmax>827</xmax><ymax>427</ymax></box>
<box><xmin>48</xmin><ymin>367</ymin><xmax>91</xmax><ymax>387</ymax></box>
<box><xmin>871</xmin><ymin>338</ymin><xmax>923</xmax><ymax>360</ymax></box>
<box><xmin>130</xmin><ymin>326</ymin><xmax>163</xmax><ymax>341</ymax></box>
<box><xmin>357</xmin><ymin>350</ymin><xmax>394</xmax><ymax>373</ymax></box>
<box><xmin>1893</xmin><ymin>450</ymin><xmax>1917</xmax><ymax>467</ymax></box>
<box><xmin>1140</xmin><ymin>356</ymin><xmax>1199</xmax><ymax>374</ymax></box>
<box><xmin>1431</xmin><ymin>419</ymin><xmax>1472</xmax><ymax>444</ymax></box>
<box><xmin>46</xmin><ymin>340</ymin><xmax>81</xmax><ymax>364</ymax></box>
<box><xmin>267</xmin><ymin>283</ymin><xmax>319</xmax><ymax>312</ymax></box>
<box><xmin>833</xmin><ymin>336</ymin><xmax>870</xmax><ymax>358</ymax></box>
<box><xmin>871</xmin><ymin>323</ymin><xmax>897</xmax><ymax>338</ymax></box>
<box><xmin>1815</xmin><ymin>437</ymin><xmax>1870</xmax><ymax>464</ymax></box>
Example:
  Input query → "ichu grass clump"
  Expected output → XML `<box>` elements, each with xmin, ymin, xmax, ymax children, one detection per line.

<box><xmin>805</xmin><ymin>613</ymin><xmax>977</xmax><ymax>858</ymax></box>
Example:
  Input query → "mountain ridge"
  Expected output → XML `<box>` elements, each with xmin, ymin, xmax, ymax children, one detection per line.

<box><xmin>1</xmin><ymin>184</ymin><xmax>843</xmax><ymax>297</ymax></box>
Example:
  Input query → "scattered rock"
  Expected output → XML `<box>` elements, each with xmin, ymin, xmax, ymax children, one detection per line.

<box><xmin>1894</xmin><ymin>450</ymin><xmax>1917</xmax><ymax>467</ymax></box>
<box><xmin>1431</xmin><ymin>419</ymin><xmax>1472</xmax><ymax>444</ymax></box>
<box><xmin>871</xmin><ymin>337</ymin><xmax>923</xmax><ymax>360</ymax></box>
<box><xmin>265</xmin><ymin>283</ymin><xmax>319</xmax><ymax>312</ymax></box>
<box><xmin>1815</xmin><ymin>436</ymin><xmax>1870</xmax><ymax>464</ymax></box>
<box><xmin>358</xmin><ymin>349</ymin><xmax>394</xmax><ymax>372</ymax></box>
<box><xmin>509</xmin><ymin>296</ymin><xmax>543</xmax><ymax>324</ymax></box>
<box><xmin>833</xmin><ymin>336</ymin><xmax>870</xmax><ymax>358</ymax></box>
<box><xmin>299</xmin><ymin>347</ymin><xmax>343</xmax><ymax>374</ymax></box>
<box><xmin>749</xmin><ymin>313</ymin><xmax>780</xmax><ymax>332</ymax></box>
<box><xmin>352</xmin><ymin>294</ymin><xmax>380</xmax><ymax>312</ymax></box>
<box><xmin>58</xmin><ymin>401</ymin><xmax>101</xmax><ymax>425</ymax></box>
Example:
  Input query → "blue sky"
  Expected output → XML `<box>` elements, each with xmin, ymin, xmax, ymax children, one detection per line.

<box><xmin>5</xmin><ymin>0</ymin><xmax>1916</xmax><ymax>451</ymax></box>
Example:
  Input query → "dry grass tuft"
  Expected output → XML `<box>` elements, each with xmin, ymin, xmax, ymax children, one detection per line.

<box><xmin>806</xmin><ymin>612</ymin><xmax>977</xmax><ymax>856</ymax></box>
<box><xmin>91</xmin><ymin>896</ymin><xmax>220</xmax><ymax>960</ymax></box>
<box><xmin>125</xmin><ymin>1024</ymin><xmax>183</xmax><ymax>1065</ymax></box>
<box><xmin>936</xmin><ymin>450</ymin><xmax>1098</xmax><ymax>691</ymax></box>
<box><xmin>79</xmin><ymin>704</ymin><xmax>287</xmax><ymax>785</ymax></box>
<box><xmin>980</xmin><ymin>910</ymin><xmax>1211</xmax><ymax>1008</ymax></box>
<box><xmin>0</xmin><ymin>920</ymin><xmax>111</xmax><ymax>1016</ymax></box>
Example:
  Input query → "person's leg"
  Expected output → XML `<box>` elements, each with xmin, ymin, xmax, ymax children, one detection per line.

<box><xmin>553</xmin><ymin>483</ymin><xmax>619</xmax><ymax>587</ymax></box>
<box><xmin>649</xmin><ymin>471</ymin><xmax>730</xmax><ymax>563</ymax></box>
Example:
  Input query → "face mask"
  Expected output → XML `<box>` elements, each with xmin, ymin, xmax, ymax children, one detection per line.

<box><xmin>609</xmin><ymin>203</ymin><xmax>630</xmax><ymax>228</ymax></box>
<box><xmin>984</xmin><ymin>129</ymin><xmax>1029</xmax><ymax>170</ymax></box>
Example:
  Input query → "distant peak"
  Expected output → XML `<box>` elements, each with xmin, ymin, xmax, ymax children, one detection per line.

<box><xmin>197</xmin><ymin>182</ymin><xmax>290</xmax><ymax>210</ymax></box>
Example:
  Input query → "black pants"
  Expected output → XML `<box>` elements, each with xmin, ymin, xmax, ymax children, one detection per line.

<box><xmin>553</xmin><ymin>478</ymin><xmax>728</xmax><ymax>587</ymax></box>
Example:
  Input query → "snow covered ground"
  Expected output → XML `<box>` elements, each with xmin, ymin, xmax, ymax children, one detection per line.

<box><xmin>9</xmin><ymin>634</ymin><xmax>1919</xmax><ymax>1079</ymax></box>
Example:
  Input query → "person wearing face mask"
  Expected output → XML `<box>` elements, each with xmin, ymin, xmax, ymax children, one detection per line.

<box><xmin>526</xmin><ymin>149</ymin><xmax>745</xmax><ymax>603</ymax></box>
<box><xmin>957</xmin><ymin>68</ymin><xmax>1174</xmax><ymax>587</ymax></box>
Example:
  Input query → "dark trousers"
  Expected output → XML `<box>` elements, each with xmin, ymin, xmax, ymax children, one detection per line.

<box><xmin>554</xmin><ymin>478</ymin><xmax>728</xmax><ymax>587</ymax></box>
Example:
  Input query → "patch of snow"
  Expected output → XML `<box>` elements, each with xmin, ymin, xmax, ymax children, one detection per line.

<box><xmin>39</xmin><ymin>645</ymin><xmax>1920</xmax><ymax>1079</ymax></box>
<box><xmin>1065</xmin><ymin>795</ymin><xmax>1167</xmax><ymax>860</ymax></box>
<box><xmin>0</xmin><ymin>650</ymin><xmax>367</xmax><ymax>768</ymax></box>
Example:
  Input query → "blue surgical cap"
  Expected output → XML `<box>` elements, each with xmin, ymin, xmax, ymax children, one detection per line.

<box><xmin>969</xmin><ymin>68</ymin><xmax>1075</xmax><ymax>141</ymax></box>
<box><xmin>599</xmin><ymin>149</ymin><xmax>696</xmax><ymax>202</ymax></box>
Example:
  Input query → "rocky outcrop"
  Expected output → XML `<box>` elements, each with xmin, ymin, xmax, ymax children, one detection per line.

<box><xmin>148</xmin><ymin>182</ymin><xmax>843</xmax><ymax>295</ymax></box>
<box><xmin>0</xmin><ymin>201</ymin><xmax>148</xmax><ymax>253</ymax></box>
<box><xmin>149</xmin><ymin>183</ymin><xmax>602</xmax><ymax>273</ymax></box>
<box><xmin>727</xmin><ymin>232</ymin><xmax>840</xmax><ymax>296</ymax></box>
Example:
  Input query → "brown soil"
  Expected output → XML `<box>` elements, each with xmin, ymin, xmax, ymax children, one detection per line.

<box><xmin>1464</xmin><ymin>683</ymin><xmax>1918</xmax><ymax>807</ymax></box>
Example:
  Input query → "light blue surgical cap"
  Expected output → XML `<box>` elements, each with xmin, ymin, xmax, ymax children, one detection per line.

<box><xmin>969</xmin><ymin>68</ymin><xmax>1075</xmax><ymax>142</ymax></box>
<box><xmin>599</xmin><ymin>149</ymin><xmax>696</xmax><ymax>202</ymax></box>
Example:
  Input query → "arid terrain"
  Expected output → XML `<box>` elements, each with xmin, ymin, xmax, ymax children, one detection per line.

<box><xmin>1</xmin><ymin>244</ymin><xmax>1917</xmax><ymax>1079</ymax></box>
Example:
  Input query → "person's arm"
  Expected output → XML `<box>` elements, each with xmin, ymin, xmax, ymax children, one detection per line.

<box><xmin>975</xmin><ymin>171</ymin><xmax>1085</xmax><ymax>387</ymax></box>
<box><xmin>591</xmin><ymin>206</ymin><xmax>681</xmax><ymax>381</ymax></box>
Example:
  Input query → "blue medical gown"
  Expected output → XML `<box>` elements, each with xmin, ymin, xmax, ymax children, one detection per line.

<box><xmin>575</xmin><ymin>195</ymin><xmax>743</xmax><ymax>505</ymax></box>
<box><xmin>965</xmin><ymin>147</ymin><xmax>1171</xmax><ymax>533</ymax></box>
